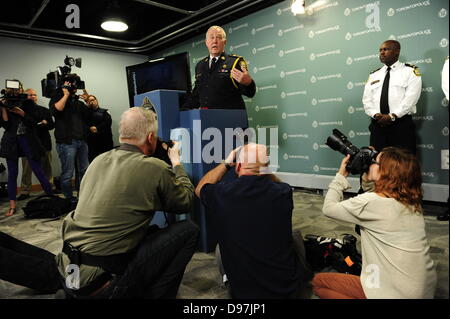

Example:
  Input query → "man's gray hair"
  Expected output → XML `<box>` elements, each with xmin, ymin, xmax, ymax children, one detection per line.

<box><xmin>119</xmin><ymin>107</ymin><xmax>158</xmax><ymax>145</ymax></box>
<box><xmin>206</xmin><ymin>25</ymin><xmax>227</xmax><ymax>40</ymax></box>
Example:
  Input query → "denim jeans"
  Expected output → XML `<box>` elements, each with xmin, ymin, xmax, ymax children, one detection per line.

<box><xmin>90</xmin><ymin>220</ymin><xmax>199</xmax><ymax>299</ymax></box>
<box><xmin>56</xmin><ymin>140</ymin><xmax>89</xmax><ymax>200</ymax></box>
<box><xmin>7</xmin><ymin>136</ymin><xmax>53</xmax><ymax>200</ymax></box>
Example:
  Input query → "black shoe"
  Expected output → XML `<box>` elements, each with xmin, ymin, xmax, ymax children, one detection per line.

<box><xmin>17</xmin><ymin>194</ymin><xmax>30</xmax><ymax>201</ymax></box>
<box><xmin>437</xmin><ymin>211</ymin><xmax>449</xmax><ymax>221</ymax></box>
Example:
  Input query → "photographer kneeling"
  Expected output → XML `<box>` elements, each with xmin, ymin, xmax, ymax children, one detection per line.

<box><xmin>0</xmin><ymin>107</ymin><xmax>198</xmax><ymax>298</ymax></box>
<box><xmin>0</xmin><ymin>82</ymin><xmax>53</xmax><ymax>216</ymax></box>
<box><xmin>312</xmin><ymin>147</ymin><xmax>437</xmax><ymax>299</ymax></box>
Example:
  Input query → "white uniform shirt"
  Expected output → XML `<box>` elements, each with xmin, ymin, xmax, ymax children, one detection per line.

<box><xmin>442</xmin><ymin>58</ymin><xmax>449</xmax><ymax>100</ymax></box>
<box><xmin>362</xmin><ymin>61</ymin><xmax>422</xmax><ymax>119</ymax></box>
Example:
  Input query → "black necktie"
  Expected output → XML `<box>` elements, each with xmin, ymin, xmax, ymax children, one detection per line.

<box><xmin>380</xmin><ymin>66</ymin><xmax>391</xmax><ymax>114</ymax></box>
<box><xmin>209</xmin><ymin>57</ymin><xmax>218</xmax><ymax>72</ymax></box>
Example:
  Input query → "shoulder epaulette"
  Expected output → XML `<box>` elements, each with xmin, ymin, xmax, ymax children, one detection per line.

<box><xmin>405</xmin><ymin>63</ymin><xmax>418</xmax><ymax>69</ymax></box>
<box><xmin>370</xmin><ymin>67</ymin><xmax>381</xmax><ymax>74</ymax></box>
<box><xmin>446</xmin><ymin>56</ymin><xmax>449</xmax><ymax>61</ymax></box>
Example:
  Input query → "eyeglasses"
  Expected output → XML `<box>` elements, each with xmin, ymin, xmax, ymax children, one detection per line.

<box><xmin>28</xmin><ymin>94</ymin><xmax>37</xmax><ymax>96</ymax></box>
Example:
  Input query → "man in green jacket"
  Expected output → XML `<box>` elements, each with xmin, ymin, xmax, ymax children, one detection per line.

<box><xmin>0</xmin><ymin>107</ymin><xmax>198</xmax><ymax>298</ymax></box>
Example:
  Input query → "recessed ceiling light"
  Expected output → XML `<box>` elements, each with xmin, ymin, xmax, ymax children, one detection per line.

<box><xmin>101</xmin><ymin>20</ymin><xmax>128</xmax><ymax>32</ymax></box>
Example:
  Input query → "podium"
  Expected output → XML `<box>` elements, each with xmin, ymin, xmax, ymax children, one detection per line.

<box><xmin>134</xmin><ymin>90</ymin><xmax>248</xmax><ymax>252</ymax></box>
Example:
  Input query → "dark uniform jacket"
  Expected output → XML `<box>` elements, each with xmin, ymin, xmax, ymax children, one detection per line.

<box><xmin>0</xmin><ymin>100</ymin><xmax>46</xmax><ymax>161</ymax></box>
<box><xmin>187</xmin><ymin>52</ymin><xmax>256</xmax><ymax>109</ymax></box>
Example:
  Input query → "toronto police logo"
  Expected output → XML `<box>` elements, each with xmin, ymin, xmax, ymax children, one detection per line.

<box><xmin>389</xmin><ymin>34</ymin><xmax>396</xmax><ymax>40</ymax></box>
<box><xmin>442</xmin><ymin>98</ymin><xmax>449</xmax><ymax>107</ymax></box>
<box><xmin>278</xmin><ymin>30</ymin><xmax>283</xmax><ymax>37</ymax></box>
<box><xmin>344</xmin><ymin>8</ymin><xmax>351</xmax><ymax>16</ymax></box>
<box><xmin>310</xmin><ymin>76</ymin><xmax>317</xmax><ymax>83</ymax></box>
<box><xmin>280</xmin><ymin>71</ymin><xmax>285</xmax><ymax>78</ymax></box>
<box><xmin>345</xmin><ymin>32</ymin><xmax>352</xmax><ymax>41</ymax></box>
<box><xmin>312</xmin><ymin>121</ymin><xmax>318</xmax><ymax>128</ymax></box>
<box><xmin>282</xmin><ymin>112</ymin><xmax>287</xmax><ymax>119</ymax></box>
<box><xmin>251</xmin><ymin>28</ymin><xmax>256</xmax><ymax>35</ymax></box>
<box><xmin>252</xmin><ymin>48</ymin><xmax>257</xmax><ymax>55</ymax></box>
<box><xmin>439</xmin><ymin>8</ymin><xmax>447</xmax><ymax>18</ymax></box>
<box><xmin>253</xmin><ymin>67</ymin><xmax>258</xmax><ymax>74</ymax></box>
<box><xmin>348</xmin><ymin>106</ymin><xmax>355</xmax><ymax>114</ymax></box>
<box><xmin>140</xmin><ymin>97</ymin><xmax>157</xmax><ymax>119</ymax></box>
<box><xmin>283</xmin><ymin>133</ymin><xmax>288</xmax><ymax>140</ymax></box>
<box><xmin>443</xmin><ymin>127</ymin><xmax>449</xmax><ymax>136</ymax></box>
<box><xmin>309</xmin><ymin>30</ymin><xmax>315</xmax><ymax>39</ymax></box>
<box><xmin>279</xmin><ymin>50</ymin><xmax>284</xmax><ymax>57</ymax></box>
<box><xmin>313</xmin><ymin>165</ymin><xmax>320</xmax><ymax>172</ymax></box>
<box><xmin>387</xmin><ymin>8</ymin><xmax>395</xmax><ymax>17</ymax></box>
<box><xmin>277</xmin><ymin>8</ymin><xmax>282</xmax><ymax>16</ymax></box>
<box><xmin>313</xmin><ymin>143</ymin><xmax>319</xmax><ymax>150</ymax></box>
<box><xmin>347</xmin><ymin>82</ymin><xmax>354</xmax><ymax>90</ymax></box>
<box><xmin>310</xmin><ymin>53</ymin><xmax>316</xmax><ymax>61</ymax></box>
<box><xmin>228</xmin><ymin>27</ymin><xmax>233</xmax><ymax>34</ymax></box>
<box><xmin>283</xmin><ymin>153</ymin><xmax>289</xmax><ymax>160</ymax></box>
<box><xmin>281</xmin><ymin>92</ymin><xmax>286</xmax><ymax>99</ymax></box>
<box><xmin>255</xmin><ymin>106</ymin><xmax>260</xmax><ymax>112</ymax></box>
<box><xmin>311</xmin><ymin>98</ymin><xmax>317</xmax><ymax>106</ymax></box>
<box><xmin>346</xmin><ymin>57</ymin><xmax>353</xmax><ymax>65</ymax></box>
<box><xmin>348</xmin><ymin>130</ymin><xmax>355</xmax><ymax>138</ymax></box>
<box><xmin>440</xmin><ymin>38</ymin><xmax>448</xmax><ymax>48</ymax></box>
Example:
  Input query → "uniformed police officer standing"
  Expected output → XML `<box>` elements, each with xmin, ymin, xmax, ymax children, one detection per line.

<box><xmin>186</xmin><ymin>25</ymin><xmax>256</xmax><ymax>112</ymax></box>
<box><xmin>362</xmin><ymin>40</ymin><xmax>422</xmax><ymax>154</ymax></box>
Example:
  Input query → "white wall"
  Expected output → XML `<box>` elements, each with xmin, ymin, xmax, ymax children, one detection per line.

<box><xmin>0</xmin><ymin>36</ymin><xmax>147</xmax><ymax>181</ymax></box>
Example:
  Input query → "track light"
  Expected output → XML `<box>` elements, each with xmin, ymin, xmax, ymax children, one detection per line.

<box><xmin>291</xmin><ymin>0</ymin><xmax>306</xmax><ymax>15</ymax></box>
<box><xmin>101</xmin><ymin>20</ymin><xmax>128</xmax><ymax>32</ymax></box>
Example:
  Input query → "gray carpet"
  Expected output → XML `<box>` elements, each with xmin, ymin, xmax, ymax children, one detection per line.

<box><xmin>0</xmin><ymin>189</ymin><xmax>448</xmax><ymax>299</ymax></box>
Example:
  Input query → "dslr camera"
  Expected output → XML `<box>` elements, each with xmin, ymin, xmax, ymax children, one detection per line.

<box><xmin>326</xmin><ymin>129</ymin><xmax>378</xmax><ymax>175</ymax></box>
<box><xmin>41</xmin><ymin>56</ymin><xmax>85</xmax><ymax>98</ymax></box>
<box><xmin>0</xmin><ymin>80</ymin><xmax>28</xmax><ymax>108</ymax></box>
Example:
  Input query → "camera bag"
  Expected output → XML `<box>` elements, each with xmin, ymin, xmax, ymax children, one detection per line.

<box><xmin>304</xmin><ymin>234</ymin><xmax>362</xmax><ymax>275</ymax></box>
<box><xmin>23</xmin><ymin>194</ymin><xmax>73</xmax><ymax>219</ymax></box>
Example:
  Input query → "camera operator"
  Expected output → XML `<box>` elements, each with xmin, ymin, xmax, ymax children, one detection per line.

<box><xmin>80</xmin><ymin>91</ymin><xmax>113</xmax><ymax>162</ymax></box>
<box><xmin>312</xmin><ymin>148</ymin><xmax>436</xmax><ymax>299</ymax></box>
<box><xmin>17</xmin><ymin>88</ymin><xmax>55</xmax><ymax>200</ymax></box>
<box><xmin>0</xmin><ymin>84</ymin><xmax>53</xmax><ymax>216</ymax></box>
<box><xmin>50</xmin><ymin>81</ymin><xmax>91</xmax><ymax>203</ymax></box>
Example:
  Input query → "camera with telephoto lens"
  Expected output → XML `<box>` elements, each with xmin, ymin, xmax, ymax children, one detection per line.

<box><xmin>326</xmin><ymin>129</ymin><xmax>378</xmax><ymax>175</ymax></box>
<box><xmin>0</xmin><ymin>80</ymin><xmax>29</xmax><ymax>108</ymax></box>
<box><xmin>41</xmin><ymin>56</ymin><xmax>85</xmax><ymax>98</ymax></box>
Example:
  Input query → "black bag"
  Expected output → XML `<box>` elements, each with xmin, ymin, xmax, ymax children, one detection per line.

<box><xmin>23</xmin><ymin>195</ymin><xmax>73</xmax><ymax>219</ymax></box>
<box><xmin>304</xmin><ymin>234</ymin><xmax>362</xmax><ymax>275</ymax></box>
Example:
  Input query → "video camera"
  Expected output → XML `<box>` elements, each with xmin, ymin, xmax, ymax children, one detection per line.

<box><xmin>326</xmin><ymin>129</ymin><xmax>378</xmax><ymax>175</ymax></box>
<box><xmin>41</xmin><ymin>56</ymin><xmax>85</xmax><ymax>98</ymax></box>
<box><xmin>0</xmin><ymin>80</ymin><xmax>28</xmax><ymax>108</ymax></box>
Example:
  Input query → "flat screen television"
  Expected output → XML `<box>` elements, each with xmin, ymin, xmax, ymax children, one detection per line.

<box><xmin>126</xmin><ymin>52</ymin><xmax>192</xmax><ymax>107</ymax></box>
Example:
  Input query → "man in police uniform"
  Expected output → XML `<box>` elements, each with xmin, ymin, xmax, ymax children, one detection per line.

<box><xmin>186</xmin><ymin>25</ymin><xmax>256</xmax><ymax>111</ymax></box>
<box><xmin>362</xmin><ymin>40</ymin><xmax>422</xmax><ymax>154</ymax></box>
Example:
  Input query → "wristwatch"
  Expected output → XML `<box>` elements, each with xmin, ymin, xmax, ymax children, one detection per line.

<box><xmin>389</xmin><ymin>113</ymin><xmax>397</xmax><ymax>121</ymax></box>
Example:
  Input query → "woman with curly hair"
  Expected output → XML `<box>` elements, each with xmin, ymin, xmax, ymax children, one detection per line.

<box><xmin>312</xmin><ymin>147</ymin><xmax>437</xmax><ymax>299</ymax></box>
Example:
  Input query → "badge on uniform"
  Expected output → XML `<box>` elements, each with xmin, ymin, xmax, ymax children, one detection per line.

<box><xmin>413</xmin><ymin>67</ymin><xmax>421</xmax><ymax>76</ymax></box>
<box><xmin>239</xmin><ymin>60</ymin><xmax>248</xmax><ymax>70</ymax></box>
<box><xmin>371</xmin><ymin>79</ymin><xmax>380</xmax><ymax>85</ymax></box>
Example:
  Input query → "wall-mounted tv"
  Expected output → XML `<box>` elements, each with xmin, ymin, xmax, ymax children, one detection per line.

<box><xmin>126</xmin><ymin>52</ymin><xmax>192</xmax><ymax>107</ymax></box>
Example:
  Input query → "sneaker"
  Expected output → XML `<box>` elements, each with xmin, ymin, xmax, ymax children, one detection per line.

<box><xmin>17</xmin><ymin>194</ymin><xmax>30</xmax><ymax>201</ymax></box>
